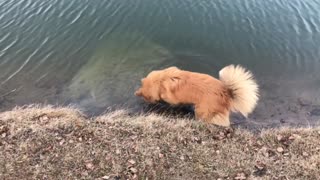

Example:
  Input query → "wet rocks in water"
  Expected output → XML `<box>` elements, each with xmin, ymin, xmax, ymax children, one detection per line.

<box><xmin>310</xmin><ymin>108</ymin><xmax>320</xmax><ymax>116</ymax></box>
<box><xmin>297</xmin><ymin>98</ymin><xmax>311</xmax><ymax>107</ymax></box>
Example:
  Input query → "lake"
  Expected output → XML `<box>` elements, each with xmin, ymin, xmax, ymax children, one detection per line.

<box><xmin>0</xmin><ymin>0</ymin><xmax>320</xmax><ymax>129</ymax></box>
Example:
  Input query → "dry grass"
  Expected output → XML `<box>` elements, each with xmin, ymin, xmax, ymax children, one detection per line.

<box><xmin>0</xmin><ymin>105</ymin><xmax>319</xmax><ymax>180</ymax></box>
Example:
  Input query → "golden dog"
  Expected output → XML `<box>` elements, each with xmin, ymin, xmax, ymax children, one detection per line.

<box><xmin>135</xmin><ymin>65</ymin><xmax>259</xmax><ymax>126</ymax></box>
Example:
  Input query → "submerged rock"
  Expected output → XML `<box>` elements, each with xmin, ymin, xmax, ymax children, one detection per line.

<box><xmin>310</xmin><ymin>108</ymin><xmax>320</xmax><ymax>116</ymax></box>
<box><xmin>62</xmin><ymin>32</ymin><xmax>174</xmax><ymax>113</ymax></box>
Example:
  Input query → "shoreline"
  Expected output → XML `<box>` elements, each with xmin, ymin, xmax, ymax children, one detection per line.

<box><xmin>1</xmin><ymin>105</ymin><xmax>319</xmax><ymax>179</ymax></box>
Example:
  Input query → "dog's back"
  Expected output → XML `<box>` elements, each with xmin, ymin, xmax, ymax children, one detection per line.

<box><xmin>160</xmin><ymin>69</ymin><xmax>231</xmax><ymax>114</ymax></box>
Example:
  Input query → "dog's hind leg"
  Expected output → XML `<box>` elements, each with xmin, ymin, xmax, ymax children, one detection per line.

<box><xmin>195</xmin><ymin>105</ymin><xmax>230</xmax><ymax>126</ymax></box>
<box><xmin>209</xmin><ymin>112</ymin><xmax>230</xmax><ymax>127</ymax></box>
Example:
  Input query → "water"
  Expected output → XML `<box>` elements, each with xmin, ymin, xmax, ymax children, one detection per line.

<box><xmin>0</xmin><ymin>0</ymin><xmax>320</xmax><ymax>129</ymax></box>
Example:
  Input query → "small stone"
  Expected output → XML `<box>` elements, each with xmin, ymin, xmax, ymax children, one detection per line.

<box><xmin>85</xmin><ymin>163</ymin><xmax>94</xmax><ymax>170</ymax></box>
<box><xmin>116</xmin><ymin>149</ymin><xmax>121</xmax><ymax>154</ymax></box>
<box><xmin>40</xmin><ymin>115</ymin><xmax>49</xmax><ymax>121</ymax></box>
<box><xmin>302</xmin><ymin>152</ymin><xmax>308</xmax><ymax>157</ymax></box>
<box><xmin>131</xmin><ymin>135</ymin><xmax>138</xmax><ymax>140</ymax></box>
<box><xmin>69</xmin><ymin>139</ymin><xmax>74</xmax><ymax>143</ymax></box>
<box><xmin>1</xmin><ymin>133</ymin><xmax>6</xmax><ymax>138</ymax></box>
<box><xmin>159</xmin><ymin>153</ymin><xmax>164</xmax><ymax>158</ymax></box>
<box><xmin>59</xmin><ymin>140</ymin><xmax>65</xmax><ymax>145</ymax></box>
<box><xmin>277</xmin><ymin>147</ymin><xmax>284</xmax><ymax>153</ymax></box>
<box><xmin>130</xmin><ymin>167</ymin><xmax>138</xmax><ymax>173</ymax></box>
<box><xmin>235</xmin><ymin>172</ymin><xmax>246</xmax><ymax>180</ymax></box>
<box><xmin>101</xmin><ymin>176</ymin><xmax>110</xmax><ymax>179</ymax></box>
<box><xmin>277</xmin><ymin>135</ymin><xmax>283</xmax><ymax>141</ymax></box>
<box><xmin>283</xmin><ymin>153</ymin><xmax>290</xmax><ymax>156</ymax></box>
<box><xmin>256</xmin><ymin>140</ymin><xmax>263</xmax><ymax>146</ymax></box>
<box><xmin>128</xmin><ymin>159</ymin><xmax>136</xmax><ymax>165</ymax></box>
<box><xmin>180</xmin><ymin>156</ymin><xmax>185</xmax><ymax>160</ymax></box>
<box><xmin>132</xmin><ymin>174</ymin><xmax>138</xmax><ymax>179</ymax></box>
<box><xmin>78</xmin><ymin>137</ymin><xmax>83</xmax><ymax>141</ymax></box>
<box><xmin>56</xmin><ymin>136</ymin><xmax>62</xmax><ymax>140</ymax></box>
<box><xmin>81</xmin><ymin>171</ymin><xmax>89</xmax><ymax>176</ymax></box>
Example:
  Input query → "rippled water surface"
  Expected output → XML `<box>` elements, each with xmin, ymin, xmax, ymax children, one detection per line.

<box><xmin>1</xmin><ymin>0</ymin><xmax>320</xmax><ymax>129</ymax></box>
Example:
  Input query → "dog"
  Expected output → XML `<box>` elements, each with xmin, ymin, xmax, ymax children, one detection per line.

<box><xmin>134</xmin><ymin>65</ymin><xmax>259</xmax><ymax>126</ymax></box>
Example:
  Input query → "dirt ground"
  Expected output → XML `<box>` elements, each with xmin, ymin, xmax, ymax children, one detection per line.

<box><xmin>0</xmin><ymin>105</ymin><xmax>319</xmax><ymax>180</ymax></box>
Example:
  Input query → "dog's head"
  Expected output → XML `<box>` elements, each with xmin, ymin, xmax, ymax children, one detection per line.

<box><xmin>135</xmin><ymin>67</ymin><xmax>179</xmax><ymax>103</ymax></box>
<box><xmin>135</xmin><ymin>71</ymin><xmax>162</xmax><ymax>103</ymax></box>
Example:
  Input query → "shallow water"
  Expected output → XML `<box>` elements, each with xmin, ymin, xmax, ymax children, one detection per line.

<box><xmin>0</xmin><ymin>0</ymin><xmax>320</xmax><ymax>129</ymax></box>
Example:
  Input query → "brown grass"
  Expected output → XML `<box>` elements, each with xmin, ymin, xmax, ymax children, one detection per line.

<box><xmin>0</xmin><ymin>105</ymin><xmax>319</xmax><ymax>180</ymax></box>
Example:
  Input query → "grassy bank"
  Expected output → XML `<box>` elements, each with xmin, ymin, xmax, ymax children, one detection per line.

<box><xmin>0</xmin><ymin>106</ymin><xmax>319</xmax><ymax>179</ymax></box>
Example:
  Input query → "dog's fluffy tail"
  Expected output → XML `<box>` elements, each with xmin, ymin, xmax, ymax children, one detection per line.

<box><xmin>219</xmin><ymin>64</ymin><xmax>259</xmax><ymax>117</ymax></box>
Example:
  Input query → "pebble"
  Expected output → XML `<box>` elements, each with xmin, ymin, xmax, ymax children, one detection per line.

<box><xmin>277</xmin><ymin>135</ymin><xmax>283</xmax><ymax>141</ymax></box>
<box><xmin>302</xmin><ymin>152</ymin><xmax>309</xmax><ymax>157</ymax></box>
<box><xmin>180</xmin><ymin>156</ymin><xmax>185</xmax><ymax>160</ymax></box>
<box><xmin>277</xmin><ymin>147</ymin><xmax>284</xmax><ymax>153</ymax></box>
<box><xmin>130</xmin><ymin>167</ymin><xmax>138</xmax><ymax>173</ymax></box>
<box><xmin>116</xmin><ymin>149</ymin><xmax>121</xmax><ymax>154</ymax></box>
<box><xmin>85</xmin><ymin>163</ymin><xmax>94</xmax><ymax>170</ymax></box>
<box><xmin>59</xmin><ymin>140</ymin><xmax>65</xmax><ymax>146</ymax></box>
<box><xmin>128</xmin><ymin>159</ymin><xmax>136</xmax><ymax>165</ymax></box>
<box><xmin>234</xmin><ymin>172</ymin><xmax>246</xmax><ymax>180</ymax></box>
